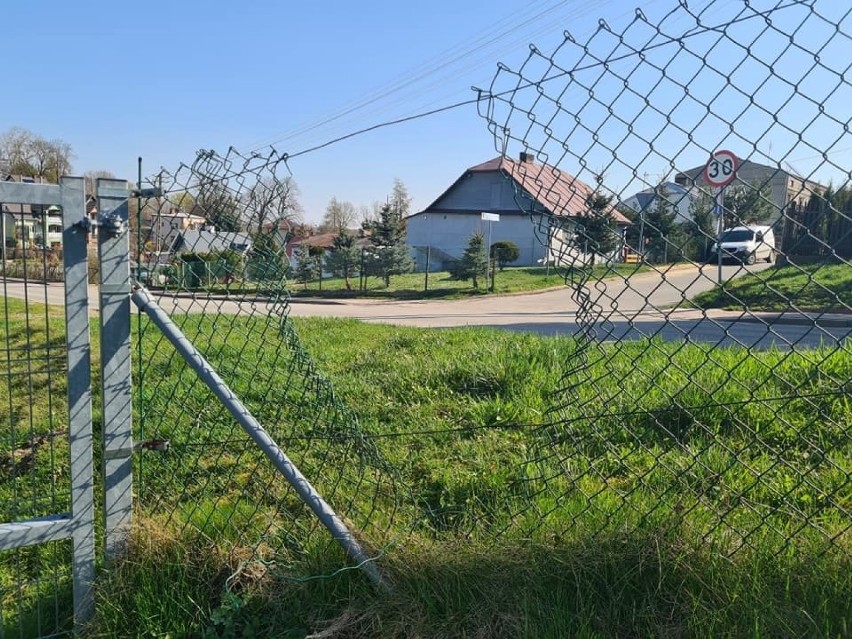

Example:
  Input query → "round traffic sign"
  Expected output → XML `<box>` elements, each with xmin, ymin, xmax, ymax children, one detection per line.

<box><xmin>703</xmin><ymin>150</ymin><xmax>738</xmax><ymax>187</ymax></box>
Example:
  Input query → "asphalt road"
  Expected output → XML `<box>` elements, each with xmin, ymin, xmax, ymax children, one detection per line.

<box><xmin>3</xmin><ymin>262</ymin><xmax>850</xmax><ymax>349</ymax></box>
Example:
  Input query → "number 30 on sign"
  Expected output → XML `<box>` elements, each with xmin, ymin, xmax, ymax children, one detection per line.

<box><xmin>703</xmin><ymin>150</ymin><xmax>738</xmax><ymax>188</ymax></box>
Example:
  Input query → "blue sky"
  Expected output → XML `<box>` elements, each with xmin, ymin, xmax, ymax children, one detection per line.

<box><xmin>2</xmin><ymin>0</ymin><xmax>849</xmax><ymax>223</ymax></box>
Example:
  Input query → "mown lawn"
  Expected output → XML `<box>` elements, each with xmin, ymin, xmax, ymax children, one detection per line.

<box><xmin>1</xmin><ymin>295</ymin><xmax>849</xmax><ymax>638</ymax></box>
<box><xmin>692</xmin><ymin>263</ymin><xmax>852</xmax><ymax>312</ymax></box>
<box><xmin>284</xmin><ymin>264</ymin><xmax>647</xmax><ymax>299</ymax></box>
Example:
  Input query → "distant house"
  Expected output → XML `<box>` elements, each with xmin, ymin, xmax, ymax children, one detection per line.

<box><xmin>406</xmin><ymin>152</ymin><xmax>630</xmax><ymax>270</ymax></box>
<box><xmin>151</xmin><ymin>208</ymin><xmax>207</xmax><ymax>252</ymax></box>
<box><xmin>1</xmin><ymin>175</ymin><xmax>63</xmax><ymax>249</ymax></box>
<box><xmin>261</xmin><ymin>218</ymin><xmax>307</xmax><ymax>260</ymax></box>
<box><xmin>673</xmin><ymin>159</ymin><xmax>825</xmax><ymax>226</ymax></box>
<box><xmin>170</xmin><ymin>229</ymin><xmax>253</xmax><ymax>256</ymax></box>
<box><xmin>621</xmin><ymin>181</ymin><xmax>699</xmax><ymax>226</ymax></box>
<box><xmin>288</xmin><ymin>230</ymin><xmax>372</xmax><ymax>275</ymax></box>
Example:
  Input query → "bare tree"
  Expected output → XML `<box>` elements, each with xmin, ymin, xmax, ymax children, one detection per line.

<box><xmin>0</xmin><ymin>127</ymin><xmax>33</xmax><ymax>173</ymax></box>
<box><xmin>0</xmin><ymin>127</ymin><xmax>74</xmax><ymax>182</ymax></box>
<box><xmin>320</xmin><ymin>197</ymin><xmax>358</xmax><ymax>233</ymax></box>
<box><xmin>359</xmin><ymin>201</ymin><xmax>382</xmax><ymax>227</ymax></box>
<box><xmin>241</xmin><ymin>176</ymin><xmax>303</xmax><ymax>233</ymax></box>
<box><xmin>83</xmin><ymin>170</ymin><xmax>118</xmax><ymax>195</ymax></box>
<box><xmin>390</xmin><ymin>178</ymin><xmax>412</xmax><ymax>216</ymax></box>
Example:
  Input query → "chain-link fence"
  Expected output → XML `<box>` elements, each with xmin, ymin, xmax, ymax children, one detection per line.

<box><xmin>87</xmin><ymin>0</ymin><xmax>852</xmax><ymax>636</ymax></box>
<box><xmin>131</xmin><ymin>149</ymin><xmax>401</xmax><ymax>589</ymax></box>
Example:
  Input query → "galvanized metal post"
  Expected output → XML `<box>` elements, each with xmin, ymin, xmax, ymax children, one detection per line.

<box><xmin>715</xmin><ymin>188</ymin><xmax>725</xmax><ymax>285</ymax></box>
<box><xmin>97</xmin><ymin>179</ymin><xmax>133</xmax><ymax>561</ymax></box>
<box><xmin>131</xmin><ymin>287</ymin><xmax>388</xmax><ymax>589</ymax></box>
<box><xmin>61</xmin><ymin>176</ymin><xmax>97</xmax><ymax>628</ymax></box>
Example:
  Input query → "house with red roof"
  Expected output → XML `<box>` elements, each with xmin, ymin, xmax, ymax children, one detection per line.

<box><xmin>406</xmin><ymin>152</ymin><xmax>629</xmax><ymax>270</ymax></box>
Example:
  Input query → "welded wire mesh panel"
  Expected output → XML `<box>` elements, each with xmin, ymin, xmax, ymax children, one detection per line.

<box><xmin>471</xmin><ymin>0</ymin><xmax>851</xmax><ymax>560</ymax></box>
<box><xmin>0</xmin><ymin>541</ymin><xmax>72</xmax><ymax>639</ymax></box>
<box><xmin>0</xmin><ymin>208</ymin><xmax>72</xmax><ymax>636</ymax></box>
<box><xmin>134</xmin><ymin>148</ymin><xmax>401</xmax><ymax>585</ymax></box>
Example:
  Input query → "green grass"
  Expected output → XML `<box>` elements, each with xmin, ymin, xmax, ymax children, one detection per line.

<box><xmin>0</xmin><ymin>297</ymin><xmax>77</xmax><ymax>636</ymax></box>
<box><xmin>285</xmin><ymin>264</ymin><xmax>648</xmax><ymax>299</ymax></box>
<box><xmin>692</xmin><ymin>263</ymin><xmax>852</xmax><ymax>312</ymax></box>
<box><xmin>2</xmin><ymin>296</ymin><xmax>850</xmax><ymax>637</ymax></box>
<box><xmin>97</xmin><ymin>313</ymin><xmax>850</xmax><ymax>637</ymax></box>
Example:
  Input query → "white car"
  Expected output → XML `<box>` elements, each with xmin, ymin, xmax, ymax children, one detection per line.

<box><xmin>710</xmin><ymin>225</ymin><xmax>776</xmax><ymax>265</ymax></box>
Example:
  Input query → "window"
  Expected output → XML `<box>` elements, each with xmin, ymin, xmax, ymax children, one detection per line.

<box><xmin>719</xmin><ymin>229</ymin><xmax>754</xmax><ymax>242</ymax></box>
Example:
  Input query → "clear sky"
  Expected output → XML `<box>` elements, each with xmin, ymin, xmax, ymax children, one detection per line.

<box><xmin>2</xmin><ymin>0</ymin><xmax>849</xmax><ymax>223</ymax></box>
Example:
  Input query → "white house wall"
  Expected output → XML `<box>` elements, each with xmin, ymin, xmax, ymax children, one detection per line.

<box><xmin>407</xmin><ymin>212</ymin><xmax>550</xmax><ymax>268</ymax></box>
<box><xmin>432</xmin><ymin>171</ymin><xmax>538</xmax><ymax>212</ymax></box>
<box><xmin>407</xmin><ymin>169</ymin><xmax>552</xmax><ymax>269</ymax></box>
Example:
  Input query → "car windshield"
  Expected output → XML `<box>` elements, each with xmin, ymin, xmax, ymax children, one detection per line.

<box><xmin>720</xmin><ymin>229</ymin><xmax>755</xmax><ymax>242</ymax></box>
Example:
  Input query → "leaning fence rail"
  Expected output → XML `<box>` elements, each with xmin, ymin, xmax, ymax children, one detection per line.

<box><xmin>131</xmin><ymin>285</ymin><xmax>387</xmax><ymax>589</ymax></box>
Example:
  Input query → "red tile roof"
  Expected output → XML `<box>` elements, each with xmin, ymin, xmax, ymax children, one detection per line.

<box><xmin>291</xmin><ymin>231</ymin><xmax>371</xmax><ymax>250</ymax></box>
<box><xmin>469</xmin><ymin>156</ymin><xmax>630</xmax><ymax>225</ymax></box>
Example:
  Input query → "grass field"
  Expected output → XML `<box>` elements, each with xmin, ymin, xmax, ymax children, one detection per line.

<box><xmin>1</xmin><ymin>295</ymin><xmax>850</xmax><ymax>638</ymax></box>
<box><xmin>692</xmin><ymin>263</ymin><xmax>852</xmax><ymax>312</ymax></box>
<box><xmin>266</xmin><ymin>264</ymin><xmax>646</xmax><ymax>299</ymax></box>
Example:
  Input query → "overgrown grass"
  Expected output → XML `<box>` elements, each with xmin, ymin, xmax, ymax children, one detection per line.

<box><xmin>2</xmin><ymin>296</ymin><xmax>849</xmax><ymax>637</ymax></box>
<box><xmin>692</xmin><ymin>263</ymin><xmax>852</xmax><ymax>312</ymax></box>
<box><xmin>95</xmin><ymin>314</ymin><xmax>850</xmax><ymax>637</ymax></box>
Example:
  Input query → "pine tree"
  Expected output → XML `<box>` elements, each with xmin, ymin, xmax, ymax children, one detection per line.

<box><xmin>684</xmin><ymin>191</ymin><xmax>717</xmax><ymax>262</ymax></box>
<box><xmin>294</xmin><ymin>248</ymin><xmax>318</xmax><ymax>289</ymax></box>
<box><xmin>457</xmin><ymin>232</ymin><xmax>489</xmax><ymax>289</ymax></box>
<box><xmin>643</xmin><ymin>184</ymin><xmax>684</xmax><ymax>263</ymax></box>
<box><xmin>324</xmin><ymin>230</ymin><xmax>359</xmax><ymax>290</ymax></box>
<box><xmin>364</xmin><ymin>199</ymin><xmax>413</xmax><ymax>287</ymax></box>
<box><xmin>576</xmin><ymin>191</ymin><xmax>618</xmax><ymax>264</ymax></box>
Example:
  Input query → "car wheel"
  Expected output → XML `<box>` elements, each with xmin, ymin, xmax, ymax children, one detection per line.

<box><xmin>766</xmin><ymin>249</ymin><xmax>775</xmax><ymax>263</ymax></box>
<box><xmin>744</xmin><ymin>252</ymin><xmax>756</xmax><ymax>265</ymax></box>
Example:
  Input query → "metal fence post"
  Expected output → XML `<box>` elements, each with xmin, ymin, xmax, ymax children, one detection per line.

<box><xmin>97</xmin><ymin>179</ymin><xmax>133</xmax><ymax>561</ymax></box>
<box><xmin>61</xmin><ymin>176</ymin><xmax>97</xmax><ymax>628</ymax></box>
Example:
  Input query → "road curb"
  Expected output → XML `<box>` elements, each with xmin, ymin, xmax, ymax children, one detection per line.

<box><xmin>147</xmin><ymin>290</ymin><xmax>345</xmax><ymax>306</ymax></box>
<box><xmin>707</xmin><ymin>310</ymin><xmax>852</xmax><ymax>328</ymax></box>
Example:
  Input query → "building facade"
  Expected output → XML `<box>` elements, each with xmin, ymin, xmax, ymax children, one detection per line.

<box><xmin>673</xmin><ymin>159</ymin><xmax>824</xmax><ymax>226</ymax></box>
<box><xmin>407</xmin><ymin>153</ymin><xmax>629</xmax><ymax>270</ymax></box>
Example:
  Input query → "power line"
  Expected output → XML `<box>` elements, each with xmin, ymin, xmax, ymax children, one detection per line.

<box><xmin>244</xmin><ymin>0</ymin><xmax>575</xmax><ymax>151</ymax></box>
<box><xmin>274</xmin><ymin>1</ymin><xmax>808</xmax><ymax>164</ymax></box>
<box><xmin>261</xmin><ymin>0</ymin><xmax>729</xmax><ymax>155</ymax></box>
<box><xmin>246</xmin><ymin>1</ymin><xmax>628</xmax><ymax>153</ymax></box>
<box><xmin>283</xmin><ymin>99</ymin><xmax>480</xmax><ymax>161</ymax></box>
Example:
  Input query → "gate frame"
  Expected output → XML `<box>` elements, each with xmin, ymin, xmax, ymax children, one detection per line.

<box><xmin>0</xmin><ymin>176</ymin><xmax>96</xmax><ymax>630</ymax></box>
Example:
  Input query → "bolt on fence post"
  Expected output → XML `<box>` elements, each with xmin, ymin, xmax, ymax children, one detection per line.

<box><xmin>97</xmin><ymin>179</ymin><xmax>134</xmax><ymax>561</ymax></box>
<box><xmin>131</xmin><ymin>287</ymin><xmax>389</xmax><ymax>590</ymax></box>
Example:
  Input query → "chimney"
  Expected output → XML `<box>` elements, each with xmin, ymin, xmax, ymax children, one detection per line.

<box><xmin>519</xmin><ymin>151</ymin><xmax>534</xmax><ymax>164</ymax></box>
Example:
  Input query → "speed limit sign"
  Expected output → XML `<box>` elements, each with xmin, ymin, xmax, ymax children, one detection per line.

<box><xmin>703</xmin><ymin>150</ymin><xmax>738</xmax><ymax>187</ymax></box>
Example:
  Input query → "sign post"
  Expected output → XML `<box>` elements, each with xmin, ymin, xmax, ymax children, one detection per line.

<box><xmin>703</xmin><ymin>150</ymin><xmax>738</xmax><ymax>284</ymax></box>
<box><xmin>481</xmin><ymin>212</ymin><xmax>500</xmax><ymax>291</ymax></box>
